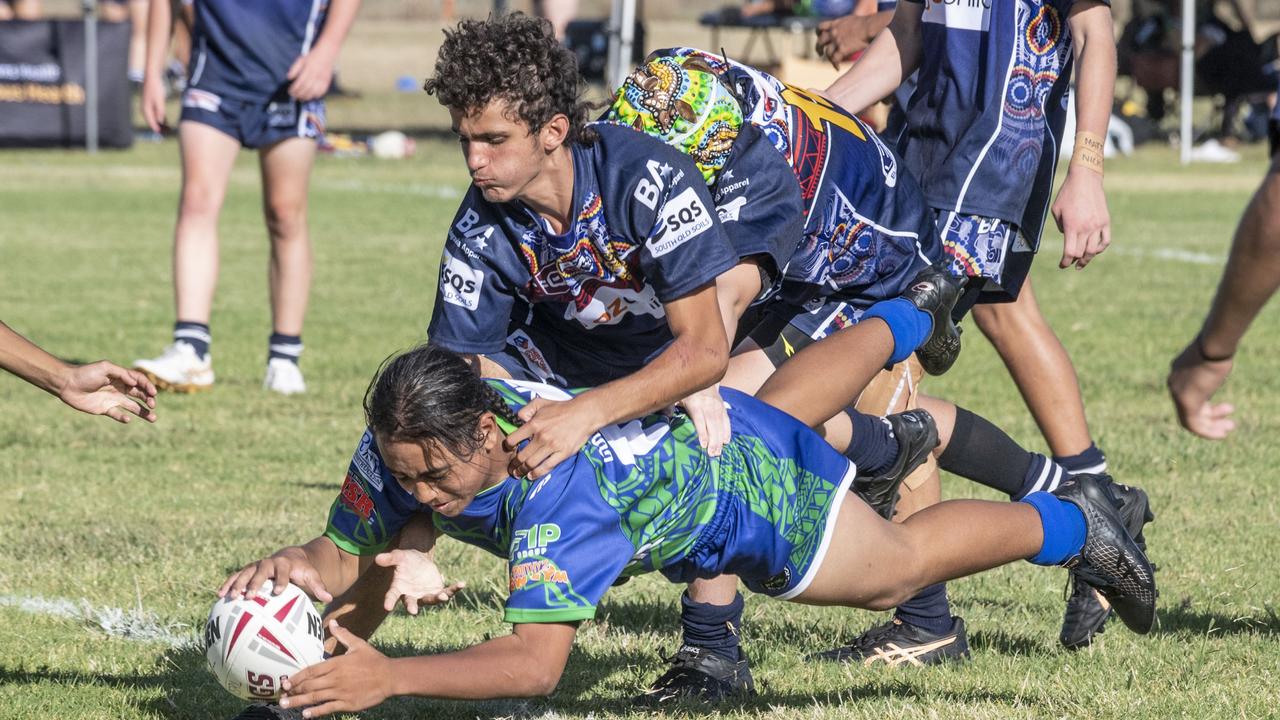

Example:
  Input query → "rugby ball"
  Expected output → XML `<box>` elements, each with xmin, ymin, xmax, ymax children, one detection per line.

<box><xmin>204</xmin><ymin>581</ymin><xmax>326</xmax><ymax>700</ymax></box>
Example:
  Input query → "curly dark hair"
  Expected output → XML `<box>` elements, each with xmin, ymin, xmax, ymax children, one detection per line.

<box><xmin>424</xmin><ymin>13</ymin><xmax>595</xmax><ymax>143</ymax></box>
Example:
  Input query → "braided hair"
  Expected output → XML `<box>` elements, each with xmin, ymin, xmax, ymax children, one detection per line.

<box><xmin>363</xmin><ymin>345</ymin><xmax>521</xmax><ymax>459</ymax></box>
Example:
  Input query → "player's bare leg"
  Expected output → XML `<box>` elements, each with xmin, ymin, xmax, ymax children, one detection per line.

<box><xmin>259</xmin><ymin>137</ymin><xmax>316</xmax><ymax>338</ymax></box>
<box><xmin>174</xmin><ymin>123</ymin><xmax>239</xmax><ymax>325</ymax></box>
<box><xmin>755</xmin><ymin>320</ymin><xmax>896</xmax><ymax>427</ymax></box>
<box><xmin>259</xmin><ymin>137</ymin><xmax>316</xmax><ymax>393</ymax></box>
<box><xmin>971</xmin><ymin>278</ymin><xmax>1093</xmax><ymax>457</ymax></box>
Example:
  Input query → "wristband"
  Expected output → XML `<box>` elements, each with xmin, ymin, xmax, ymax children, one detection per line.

<box><xmin>1071</xmin><ymin>132</ymin><xmax>1105</xmax><ymax>175</ymax></box>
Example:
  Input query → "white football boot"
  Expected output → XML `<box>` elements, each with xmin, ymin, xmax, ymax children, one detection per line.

<box><xmin>263</xmin><ymin>358</ymin><xmax>306</xmax><ymax>395</ymax></box>
<box><xmin>133</xmin><ymin>342</ymin><xmax>214</xmax><ymax>393</ymax></box>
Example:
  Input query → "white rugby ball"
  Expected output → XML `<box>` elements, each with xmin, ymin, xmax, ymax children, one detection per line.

<box><xmin>204</xmin><ymin>581</ymin><xmax>326</xmax><ymax>700</ymax></box>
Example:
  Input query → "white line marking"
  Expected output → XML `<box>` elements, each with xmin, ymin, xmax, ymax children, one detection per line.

<box><xmin>1111</xmin><ymin>247</ymin><xmax>1226</xmax><ymax>266</ymax></box>
<box><xmin>0</xmin><ymin>593</ymin><xmax>195</xmax><ymax>648</ymax></box>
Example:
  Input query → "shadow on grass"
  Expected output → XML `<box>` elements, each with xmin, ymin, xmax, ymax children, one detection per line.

<box><xmin>1156</xmin><ymin>597</ymin><xmax>1280</xmax><ymax>638</ymax></box>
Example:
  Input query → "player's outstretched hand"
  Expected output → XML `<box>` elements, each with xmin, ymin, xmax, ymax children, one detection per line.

<box><xmin>280</xmin><ymin>621</ymin><xmax>393</xmax><ymax>717</ymax></box>
<box><xmin>506</xmin><ymin>396</ymin><xmax>600</xmax><ymax>479</ymax></box>
<box><xmin>1168</xmin><ymin>340</ymin><xmax>1236</xmax><ymax>440</ymax></box>
<box><xmin>1052</xmin><ymin>168</ymin><xmax>1111</xmax><ymax>269</ymax></box>
<box><xmin>815</xmin><ymin>14</ymin><xmax>875</xmax><ymax>64</ymax></box>
<box><xmin>218</xmin><ymin>548</ymin><xmax>333</xmax><ymax>604</ymax></box>
<box><xmin>287</xmin><ymin>46</ymin><xmax>338</xmax><ymax>102</ymax></box>
<box><xmin>679</xmin><ymin>385</ymin><xmax>731</xmax><ymax>457</ymax></box>
<box><xmin>375</xmin><ymin>549</ymin><xmax>466</xmax><ymax>615</ymax></box>
<box><xmin>58</xmin><ymin>361</ymin><xmax>157</xmax><ymax>424</ymax></box>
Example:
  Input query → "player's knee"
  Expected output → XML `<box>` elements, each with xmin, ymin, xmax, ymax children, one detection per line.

<box><xmin>178</xmin><ymin>184</ymin><xmax>224</xmax><ymax>220</ymax></box>
<box><xmin>263</xmin><ymin>200</ymin><xmax>308</xmax><ymax>241</ymax></box>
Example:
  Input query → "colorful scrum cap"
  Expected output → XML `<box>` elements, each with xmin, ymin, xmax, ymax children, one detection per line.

<box><xmin>606</xmin><ymin>54</ymin><xmax>743</xmax><ymax>184</ymax></box>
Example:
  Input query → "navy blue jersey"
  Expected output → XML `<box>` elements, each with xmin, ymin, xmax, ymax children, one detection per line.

<box><xmin>426</xmin><ymin>124</ymin><xmax>738</xmax><ymax>381</ymax></box>
<box><xmin>652</xmin><ymin>48</ymin><xmax>939</xmax><ymax>312</ymax></box>
<box><xmin>325</xmin><ymin>380</ymin><xmax>858</xmax><ymax>623</ymax></box>
<box><xmin>899</xmin><ymin>0</ymin><xmax>1097</xmax><ymax>249</ymax></box>
<box><xmin>189</xmin><ymin>0</ymin><xmax>329</xmax><ymax>102</ymax></box>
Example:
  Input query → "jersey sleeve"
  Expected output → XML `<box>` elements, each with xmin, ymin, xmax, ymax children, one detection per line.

<box><xmin>503</xmin><ymin>458</ymin><xmax>636</xmax><ymax>624</ymax></box>
<box><xmin>425</xmin><ymin>193</ymin><xmax>519</xmax><ymax>355</ymax></box>
<box><xmin>598</xmin><ymin>126</ymin><xmax>739</xmax><ymax>302</ymax></box>
<box><xmin>324</xmin><ymin>428</ymin><xmax>424</xmax><ymax>556</ymax></box>
<box><xmin>712</xmin><ymin>124</ymin><xmax>804</xmax><ymax>284</ymax></box>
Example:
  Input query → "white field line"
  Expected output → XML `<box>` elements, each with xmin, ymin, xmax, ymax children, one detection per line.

<box><xmin>1111</xmin><ymin>246</ymin><xmax>1226</xmax><ymax>266</ymax></box>
<box><xmin>0</xmin><ymin>593</ymin><xmax>196</xmax><ymax>648</ymax></box>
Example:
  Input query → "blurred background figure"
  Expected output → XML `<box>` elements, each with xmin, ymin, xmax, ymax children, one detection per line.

<box><xmin>535</xmin><ymin>0</ymin><xmax>577</xmax><ymax>39</ymax></box>
<box><xmin>1</xmin><ymin>320</ymin><xmax>158</xmax><ymax>424</ymax></box>
<box><xmin>132</xmin><ymin>0</ymin><xmax>361</xmax><ymax>396</ymax></box>
<box><xmin>0</xmin><ymin>0</ymin><xmax>41</xmax><ymax>20</ymax></box>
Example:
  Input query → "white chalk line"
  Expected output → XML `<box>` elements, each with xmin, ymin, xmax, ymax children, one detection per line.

<box><xmin>315</xmin><ymin>178</ymin><xmax>463</xmax><ymax>199</ymax></box>
<box><xmin>1110</xmin><ymin>246</ymin><xmax>1226</xmax><ymax>266</ymax></box>
<box><xmin>0</xmin><ymin>593</ymin><xmax>197</xmax><ymax>648</ymax></box>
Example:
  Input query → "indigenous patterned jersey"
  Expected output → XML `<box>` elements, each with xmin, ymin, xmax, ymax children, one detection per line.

<box><xmin>898</xmin><ymin>0</ymin><xmax>1096</xmax><ymax>249</ymax></box>
<box><xmin>325</xmin><ymin>379</ymin><xmax>857</xmax><ymax>623</ymax></box>
<box><xmin>645</xmin><ymin>48</ymin><xmax>939</xmax><ymax>311</ymax></box>
<box><xmin>426</xmin><ymin>124</ymin><xmax>737</xmax><ymax>384</ymax></box>
<box><xmin>188</xmin><ymin>0</ymin><xmax>330</xmax><ymax>102</ymax></box>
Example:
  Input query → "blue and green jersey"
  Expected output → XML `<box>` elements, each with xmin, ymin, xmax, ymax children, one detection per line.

<box><xmin>325</xmin><ymin>379</ymin><xmax>857</xmax><ymax>624</ymax></box>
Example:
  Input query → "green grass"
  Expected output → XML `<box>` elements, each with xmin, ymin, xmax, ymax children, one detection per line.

<box><xmin>2</xmin><ymin>133</ymin><xmax>1280</xmax><ymax>719</ymax></box>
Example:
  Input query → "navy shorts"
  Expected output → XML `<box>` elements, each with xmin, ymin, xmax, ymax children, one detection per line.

<box><xmin>933</xmin><ymin>209</ymin><xmax>1034</xmax><ymax>313</ymax></box>
<box><xmin>180</xmin><ymin>88</ymin><xmax>324</xmax><ymax>150</ymax></box>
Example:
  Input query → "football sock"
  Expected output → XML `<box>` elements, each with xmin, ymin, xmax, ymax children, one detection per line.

<box><xmin>680</xmin><ymin>591</ymin><xmax>743</xmax><ymax>662</ymax></box>
<box><xmin>841</xmin><ymin>408</ymin><xmax>899</xmax><ymax>477</ymax></box>
<box><xmin>173</xmin><ymin>321</ymin><xmax>211</xmax><ymax>359</ymax></box>
<box><xmin>268</xmin><ymin>332</ymin><xmax>304</xmax><ymax>365</ymax></box>
<box><xmin>894</xmin><ymin>583</ymin><xmax>954</xmax><ymax>635</ymax></box>
<box><xmin>1015</xmin><ymin>453</ymin><xmax>1068</xmax><ymax>500</ymax></box>
<box><xmin>1053</xmin><ymin>443</ymin><xmax>1108</xmax><ymax>476</ymax></box>
<box><xmin>936</xmin><ymin>406</ymin><xmax>1031</xmax><ymax>497</ymax></box>
<box><xmin>1020</xmin><ymin>491</ymin><xmax>1087</xmax><ymax>566</ymax></box>
<box><xmin>863</xmin><ymin>297</ymin><xmax>934</xmax><ymax>364</ymax></box>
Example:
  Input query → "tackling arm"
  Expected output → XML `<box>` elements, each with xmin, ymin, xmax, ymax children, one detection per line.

<box><xmin>825</xmin><ymin>2</ymin><xmax>924</xmax><ymax>115</ymax></box>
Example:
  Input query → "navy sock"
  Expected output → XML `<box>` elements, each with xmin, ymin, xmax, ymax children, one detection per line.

<box><xmin>173</xmin><ymin>321</ymin><xmax>210</xmax><ymax>359</ymax></box>
<box><xmin>268</xmin><ymin>332</ymin><xmax>304</xmax><ymax>365</ymax></box>
<box><xmin>1013</xmin><ymin>453</ymin><xmax>1068</xmax><ymax>501</ymax></box>
<box><xmin>936</xmin><ymin>406</ymin><xmax>1031</xmax><ymax>498</ymax></box>
<box><xmin>842</xmin><ymin>409</ymin><xmax>899</xmax><ymax>477</ymax></box>
<box><xmin>1021</xmin><ymin>491</ymin><xmax>1087</xmax><ymax>565</ymax></box>
<box><xmin>680</xmin><ymin>591</ymin><xmax>743</xmax><ymax>662</ymax></box>
<box><xmin>894</xmin><ymin>583</ymin><xmax>954</xmax><ymax>635</ymax></box>
<box><xmin>1053</xmin><ymin>443</ymin><xmax>1108</xmax><ymax>476</ymax></box>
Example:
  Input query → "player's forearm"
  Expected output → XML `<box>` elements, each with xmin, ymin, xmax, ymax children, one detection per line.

<box><xmin>297</xmin><ymin>536</ymin><xmax>361</xmax><ymax>598</ymax></box>
<box><xmin>0</xmin><ymin>321</ymin><xmax>70</xmax><ymax>397</ymax></box>
<box><xmin>826</xmin><ymin>4</ymin><xmax>922</xmax><ymax>114</ymax></box>
<box><xmin>1199</xmin><ymin>174</ymin><xmax>1280</xmax><ymax>357</ymax></box>
<box><xmin>715</xmin><ymin>261</ymin><xmax>764</xmax><ymax>349</ymax></box>
<box><xmin>142</xmin><ymin>0</ymin><xmax>172</xmax><ymax>81</ymax></box>
<box><xmin>1069</xmin><ymin>4</ymin><xmax>1115</xmax><ymax>141</ymax></box>
<box><xmin>312</xmin><ymin>0</ymin><xmax>361</xmax><ymax>56</ymax></box>
<box><xmin>389</xmin><ymin>630</ymin><xmax>569</xmax><ymax>699</ymax></box>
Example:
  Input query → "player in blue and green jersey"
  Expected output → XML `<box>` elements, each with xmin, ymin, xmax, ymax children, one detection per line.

<box><xmin>218</xmin><ymin>344</ymin><xmax>1156</xmax><ymax>716</ymax></box>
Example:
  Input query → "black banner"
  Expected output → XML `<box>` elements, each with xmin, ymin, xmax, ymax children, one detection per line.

<box><xmin>0</xmin><ymin>20</ymin><xmax>132</xmax><ymax>148</ymax></box>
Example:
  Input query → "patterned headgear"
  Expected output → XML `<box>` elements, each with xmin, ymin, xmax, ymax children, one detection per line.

<box><xmin>606</xmin><ymin>55</ymin><xmax>742</xmax><ymax>184</ymax></box>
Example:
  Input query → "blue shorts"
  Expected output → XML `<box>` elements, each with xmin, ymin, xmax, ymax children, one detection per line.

<box><xmin>661</xmin><ymin>408</ymin><xmax>859</xmax><ymax>599</ymax></box>
<box><xmin>934</xmin><ymin>210</ymin><xmax>1034</xmax><ymax>307</ymax></box>
<box><xmin>180</xmin><ymin>88</ymin><xmax>324</xmax><ymax>150</ymax></box>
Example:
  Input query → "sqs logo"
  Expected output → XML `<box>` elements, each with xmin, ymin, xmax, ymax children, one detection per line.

<box><xmin>439</xmin><ymin>251</ymin><xmax>484</xmax><ymax>310</ymax></box>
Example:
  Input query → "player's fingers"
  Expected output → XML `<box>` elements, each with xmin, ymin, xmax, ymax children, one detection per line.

<box><xmin>104</xmin><ymin>406</ymin><xmax>131</xmax><ymax>424</ymax></box>
<box><xmin>383</xmin><ymin>584</ymin><xmax>400</xmax><ymax>612</ymax></box>
<box><xmin>217</xmin><ymin>568</ymin><xmax>250</xmax><ymax>597</ymax></box>
<box><xmin>405</xmin><ymin>595</ymin><xmax>420</xmax><ymax>616</ymax></box>
<box><xmin>286</xmin><ymin>55</ymin><xmax>305</xmax><ymax>80</ymax></box>
<box><xmin>374</xmin><ymin>550</ymin><xmax>401</xmax><ymax>567</ymax></box>
<box><xmin>1059</xmin><ymin>231</ymin><xmax>1080</xmax><ymax>269</ymax></box>
<box><xmin>299</xmin><ymin>699</ymin><xmax>346</xmax><ymax>718</ymax></box>
<box><xmin>1098</xmin><ymin>223</ymin><xmax>1112</xmax><ymax>255</ymax></box>
<box><xmin>328</xmin><ymin>621</ymin><xmax>364</xmax><ymax>651</ymax></box>
<box><xmin>298</xmin><ymin>570</ymin><xmax>332</xmax><ymax>603</ymax></box>
<box><xmin>690</xmin><ymin>408</ymin><xmax>710</xmax><ymax>449</ymax></box>
<box><xmin>528</xmin><ymin>450</ymin><xmax>565</xmax><ymax>480</ymax></box>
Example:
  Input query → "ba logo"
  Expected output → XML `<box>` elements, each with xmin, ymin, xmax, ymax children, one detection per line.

<box><xmin>511</xmin><ymin>523</ymin><xmax>561</xmax><ymax>560</ymax></box>
<box><xmin>352</xmin><ymin>430</ymin><xmax>383</xmax><ymax>491</ymax></box>
<box><xmin>439</xmin><ymin>251</ymin><xmax>484</xmax><ymax>310</ymax></box>
<box><xmin>454</xmin><ymin>208</ymin><xmax>494</xmax><ymax>250</ymax></box>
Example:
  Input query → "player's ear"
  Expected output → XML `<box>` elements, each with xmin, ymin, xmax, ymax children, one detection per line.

<box><xmin>477</xmin><ymin>412</ymin><xmax>500</xmax><ymax>450</ymax></box>
<box><xmin>540</xmin><ymin>113</ymin><xmax>571</xmax><ymax>151</ymax></box>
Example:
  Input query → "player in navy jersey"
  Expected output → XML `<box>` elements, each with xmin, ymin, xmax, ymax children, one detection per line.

<box><xmin>133</xmin><ymin>0</ymin><xmax>360</xmax><ymax>395</ymax></box>
<box><xmin>217</xmin><ymin>344</ymin><xmax>1155</xmax><ymax>716</ymax></box>
<box><xmin>422</xmin><ymin>14</ymin><xmax>808</xmax><ymax>482</ymax></box>
<box><xmin>816</xmin><ymin>0</ymin><xmax>1119</xmax><ymax>656</ymax></box>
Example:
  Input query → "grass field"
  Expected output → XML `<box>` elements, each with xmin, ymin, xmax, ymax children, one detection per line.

<box><xmin>4</xmin><ymin>105</ymin><xmax>1280</xmax><ymax>718</ymax></box>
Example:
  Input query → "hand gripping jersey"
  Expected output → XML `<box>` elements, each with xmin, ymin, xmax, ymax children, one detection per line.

<box><xmin>325</xmin><ymin>380</ymin><xmax>859</xmax><ymax>623</ymax></box>
<box><xmin>642</xmin><ymin>49</ymin><xmax>940</xmax><ymax>313</ymax></box>
<box><xmin>188</xmin><ymin>0</ymin><xmax>330</xmax><ymax>103</ymax></box>
<box><xmin>426</xmin><ymin>124</ymin><xmax>738</xmax><ymax>387</ymax></box>
<box><xmin>899</xmin><ymin>0</ymin><xmax>1091</xmax><ymax>250</ymax></box>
